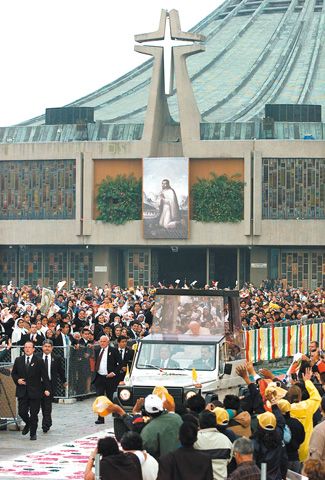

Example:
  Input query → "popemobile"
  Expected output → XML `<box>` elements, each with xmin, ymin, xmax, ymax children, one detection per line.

<box><xmin>115</xmin><ymin>289</ymin><xmax>246</xmax><ymax>410</ymax></box>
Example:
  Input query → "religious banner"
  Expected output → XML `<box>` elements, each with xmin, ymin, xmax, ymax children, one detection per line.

<box><xmin>143</xmin><ymin>157</ymin><xmax>189</xmax><ymax>239</ymax></box>
<box><xmin>40</xmin><ymin>287</ymin><xmax>55</xmax><ymax>315</ymax></box>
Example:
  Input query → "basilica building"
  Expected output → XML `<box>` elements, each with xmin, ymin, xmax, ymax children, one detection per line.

<box><xmin>0</xmin><ymin>1</ymin><xmax>324</xmax><ymax>289</ymax></box>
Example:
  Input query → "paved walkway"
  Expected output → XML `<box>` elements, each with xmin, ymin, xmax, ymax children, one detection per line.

<box><xmin>0</xmin><ymin>397</ymin><xmax>113</xmax><ymax>465</ymax></box>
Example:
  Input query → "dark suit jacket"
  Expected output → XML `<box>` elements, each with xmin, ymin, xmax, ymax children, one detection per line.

<box><xmin>94</xmin><ymin>323</ymin><xmax>106</xmax><ymax>341</ymax></box>
<box><xmin>37</xmin><ymin>353</ymin><xmax>66</xmax><ymax>395</ymax></box>
<box><xmin>53</xmin><ymin>332</ymin><xmax>77</xmax><ymax>347</ymax></box>
<box><xmin>75</xmin><ymin>339</ymin><xmax>92</xmax><ymax>371</ymax></box>
<box><xmin>158</xmin><ymin>446</ymin><xmax>213</xmax><ymax>480</ymax></box>
<box><xmin>191</xmin><ymin>358</ymin><xmax>214</xmax><ymax>370</ymax></box>
<box><xmin>128</xmin><ymin>329</ymin><xmax>139</xmax><ymax>340</ymax></box>
<box><xmin>152</xmin><ymin>358</ymin><xmax>180</xmax><ymax>369</ymax></box>
<box><xmin>11</xmin><ymin>354</ymin><xmax>50</xmax><ymax>399</ymax></box>
<box><xmin>92</xmin><ymin>346</ymin><xmax>119</xmax><ymax>382</ymax></box>
<box><xmin>19</xmin><ymin>332</ymin><xmax>44</xmax><ymax>347</ymax></box>
<box><xmin>114</xmin><ymin>347</ymin><xmax>134</xmax><ymax>373</ymax></box>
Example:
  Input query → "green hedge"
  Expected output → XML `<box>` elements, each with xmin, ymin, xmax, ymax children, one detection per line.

<box><xmin>191</xmin><ymin>173</ymin><xmax>244</xmax><ymax>222</ymax></box>
<box><xmin>96</xmin><ymin>172</ymin><xmax>244</xmax><ymax>225</ymax></box>
<box><xmin>96</xmin><ymin>175</ymin><xmax>142</xmax><ymax>225</ymax></box>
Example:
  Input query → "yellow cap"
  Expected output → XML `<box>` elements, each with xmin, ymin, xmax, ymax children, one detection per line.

<box><xmin>257</xmin><ymin>411</ymin><xmax>276</xmax><ymax>430</ymax></box>
<box><xmin>278</xmin><ymin>399</ymin><xmax>291</xmax><ymax>414</ymax></box>
<box><xmin>92</xmin><ymin>396</ymin><xmax>114</xmax><ymax>417</ymax></box>
<box><xmin>213</xmin><ymin>407</ymin><xmax>229</xmax><ymax>426</ymax></box>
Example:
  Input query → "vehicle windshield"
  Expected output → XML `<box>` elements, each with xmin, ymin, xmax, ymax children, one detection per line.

<box><xmin>136</xmin><ymin>342</ymin><xmax>216</xmax><ymax>371</ymax></box>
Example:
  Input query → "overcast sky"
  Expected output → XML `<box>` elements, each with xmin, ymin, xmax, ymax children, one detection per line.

<box><xmin>0</xmin><ymin>0</ymin><xmax>222</xmax><ymax>127</ymax></box>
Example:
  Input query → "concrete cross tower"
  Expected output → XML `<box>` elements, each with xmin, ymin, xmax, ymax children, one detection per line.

<box><xmin>135</xmin><ymin>9</ymin><xmax>205</xmax><ymax>154</ymax></box>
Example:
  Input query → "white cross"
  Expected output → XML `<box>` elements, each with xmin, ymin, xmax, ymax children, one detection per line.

<box><xmin>135</xmin><ymin>10</ymin><xmax>205</xmax><ymax>96</ymax></box>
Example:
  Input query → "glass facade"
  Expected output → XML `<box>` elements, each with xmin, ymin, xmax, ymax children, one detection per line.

<box><xmin>44</xmin><ymin>250</ymin><xmax>68</xmax><ymax>288</ymax></box>
<box><xmin>262</xmin><ymin>158</ymin><xmax>325</xmax><ymax>219</ymax></box>
<box><xmin>280</xmin><ymin>250</ymin><xmax>325</xmax><ymax>288</ymax></box>
<box><xmin>0</xmin><ymin>249</ymin><xmax>17</xmax><ymax>285</ymax></box>
<box><xmin>127</xmin><ymin>249</ymin><xmax>150</xmax><ymax>287</ymax></box>
<box><xmin>0</xmin><ymin>159</ymin><xmax>76</xmax><ymax>219</ymax></box>
<box><xmin>0</xmin><ymin>247</ymin><xmax>93</xmax><ymax>288</ymax></box>
<box><xmin>70</xmin><ymin>250</ymin><xmax>93</xmax><ymax>289</ymax></box>
<box><xmin>19</xmin><ymin>248</ymin><xmax>43</xmax><ymax>286</ymax></box>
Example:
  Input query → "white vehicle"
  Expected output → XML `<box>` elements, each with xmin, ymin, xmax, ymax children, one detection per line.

<box><xmin>116</xmin><ymin>289</ymin><xmax>246</xmax><ymax>409</ymax></box>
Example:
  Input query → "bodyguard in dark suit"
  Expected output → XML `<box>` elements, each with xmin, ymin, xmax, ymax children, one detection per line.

<box><xmin>92</xmin><ymin>335</ymin><xmax>119</xmax><ymax>424</ymax></box>
<box><xmin>114</xmin><ymin>335</ymin><xmax>134</xmax><ymax>384</ymax></box>
<box><xmin>38</xmin><ymin>340</ymin><xmax>67</xmax><ymax>433</ymax></box>
<box><xmin>11</xmin><ymin>341</ymin><xmax>51</xmax><ymax>440</ymax></box>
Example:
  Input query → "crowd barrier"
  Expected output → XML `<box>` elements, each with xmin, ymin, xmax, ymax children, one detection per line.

<box><xmin>0</xmin><ymin>345</ymin><xmax>96</xmax><ymax>403</ymax></box>
<box><xmin>245</xmin><ymin>318</ymin><xmax>325</xmax><ymax>363</ymax></box>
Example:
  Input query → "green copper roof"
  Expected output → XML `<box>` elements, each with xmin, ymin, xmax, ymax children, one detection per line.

<box><xmin>10</xmin><ymin>0</ymin><xmax>325</xmax><ymax>133</ymax></box>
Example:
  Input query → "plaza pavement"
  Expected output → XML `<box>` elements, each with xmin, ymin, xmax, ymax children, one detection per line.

<box><xmin>0</xmin><ymin>396</ymin><xmax>112</xmax><ymax>466</ymax></box>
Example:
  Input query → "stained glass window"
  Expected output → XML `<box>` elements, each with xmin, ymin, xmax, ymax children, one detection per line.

<box><xmin>311</xmin><ymin>252</ymin><xmax>325</xmax><ymax>289</ymax></box>
<box><xmin>262</xmin><ymin>158</ymin><xmax>325</xmax><ymax>219</ymax></box>
<box><xmin>70</xmin><ymin>250</ymin><xmax>93</xmax><ymax>288</ymax></box>
<box><xmin>43</xmin><ymin>250</ymin><xmax>68</xmax><ymax>289</ymax></box>
<box><xmin>280</xmin><ymin>250</ymin><xmax>325</xmax><ymax>288</ymax></box>
<box><xmin>19</xmin><ymin>248</ymin><xmax>43</xmax><ymax>286</ymax></box>
<box><xmin>128</xmin><ymin>249</ymin><xmax>150</xmax><ymax>287</ymax></box>
<box><xmin>0</xmin><ymin>159</ymin><xmax>76</xmax><ymax>219</ymax></box>
<box><xmin>0</xmin><ymin>247</ymin><xmax>93</xmax><ymax>288</ymax></box>
<box><xmin>280</xmin><ymin>251</ymin><xmax>309</xmax><ymax>289</ymax></box>
<box><xmin>0</xmin><ymin>249</ymin><xmax>17</xmax><ymax>285</ymax></box>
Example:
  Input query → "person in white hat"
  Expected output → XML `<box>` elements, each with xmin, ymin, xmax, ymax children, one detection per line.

<box><xmin>140</xmin><ymin>394</ymin><xmax>183</xmax><ymax>459</ymax></box>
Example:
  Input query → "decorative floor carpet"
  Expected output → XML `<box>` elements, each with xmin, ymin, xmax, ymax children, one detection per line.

<box><xmin>0</xmin><ymin>429</ymin><xmax>112</xmax><ymax>479</ymax></box>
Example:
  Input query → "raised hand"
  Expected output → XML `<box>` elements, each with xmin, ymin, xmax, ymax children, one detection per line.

<box><xmin>259</xmin><ymin>368</ymin><xmax>274</xmax><ymax>379</ymax></box>
<box><xmin>302</xmin><ymin>367</ymin><xmax>312</xmax><ymax>382</ymax></box>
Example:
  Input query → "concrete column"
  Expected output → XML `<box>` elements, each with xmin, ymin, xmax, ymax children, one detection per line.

<box><xmin>250</xmin><ymin>247</ymin><xmax>268</xmax><ymax>285</ymax></box>
<box><xmin>135</xmin><ymin>44</ymin><xmax>172</xmax><ymax>156</ymax></box>
<box><xmin>253</xmin><ymin>149</ymin><xmax>262</xmax><ymax>236</ymax></box>
<box><xmin>75</xmin><ymin>152</ymin><xmax>82</xmax><ymax>236</ymax></box>
<box><xmin>206</xmin><ymin>247</ymin><xmax>210</xmax><ymax>285</ymax></box>
<box><xmin>82</xmin><ymin>150</ymin><xmax>94</xmax><ymax>236</ymax></box>
<box><xmin>92</xmin><ymin>247</ymin><xmax>109</xmax><ymax>286</ymax></box>
<box><xmin>244</xmin><ymin>150</ymin><xmax>251</xmax><ymax>236</ymax></box>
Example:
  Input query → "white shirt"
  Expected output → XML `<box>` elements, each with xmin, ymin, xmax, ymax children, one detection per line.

<box><xmin>25</xmin><ymin>354</ymin><xmax>33</xmax><ymax>365</ymax></box>
<box><xmin>98</xmin><ymin>347</ymin><xmax>108</xmax><ymax>375</ymax></box>
<box><xmin>42</xmin><ymin>353</ymin><xmax>52</xmax><ymax>380</ymax></box>
<box><xmin>132</xmin><ymin>451</ymin><xmax>158</xmax><ymax>480</ymax></box>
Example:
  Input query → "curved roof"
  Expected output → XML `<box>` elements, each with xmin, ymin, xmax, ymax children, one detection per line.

<box><xmin>19</xmin><ymin>0</ymin><xmax>325</xmax><ymax>126</ymax></box>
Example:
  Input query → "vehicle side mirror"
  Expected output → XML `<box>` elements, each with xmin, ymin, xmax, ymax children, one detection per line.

<box><xmin>224</xmin><ymin>363</ymin><xmax>232</xmax><ymax>375</ymax></box>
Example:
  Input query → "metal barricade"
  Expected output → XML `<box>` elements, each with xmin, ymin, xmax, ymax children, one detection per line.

<box><xmin>66</xmin><ymin>344</ymin><xmax>96</xmax><ymax>399</ymax></box>
<box><xmin>0</xmin><ymin>345</ymin><xmax>96</xmax><ymax>401</ymax></box>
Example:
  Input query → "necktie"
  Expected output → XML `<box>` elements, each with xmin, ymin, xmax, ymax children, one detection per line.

<box><xmin>45</xmin><ymin>355</ymin><xmax>50</xmax><ymax>379</ymax></box>
<box><xmin>95</xmin><ymin>348</ymin><xmax>105</xmax><ymax>372</ymax></box>
<box><xmin>26</xmin><ymin>357</ymin><xmax>30</xmax><ymax>370</ymax></box>
<box><xmin>65</xmin><ymin>334</ymin><xmax>70</xmax><ymax>346</ymax></box>
<box><xmin>120</xmin><ymin>349</ymin><xmax>124</xmax><ymax>360</ymax></box>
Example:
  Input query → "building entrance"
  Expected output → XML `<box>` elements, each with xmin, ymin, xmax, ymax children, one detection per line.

<box><xmin>209</xmin><ymin>248</ymin><xmax>238</xmax><ymax>289</ymax></box>
<box><xmin>152</xmin><ymin>248</ymin><xmax>207</xmax><ymax>287</ymax></box>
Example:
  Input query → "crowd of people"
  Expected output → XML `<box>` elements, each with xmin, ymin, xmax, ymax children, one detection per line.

<box><xmin>238</xmin><ymin>282</ymin><xmax>324</xmax><ymax>328</ymax></box>
<box><xmin>83</xmin><ymin>358</ymin><xmax>325</xmax><ymax>480</ymax></box>
<box><xmin>0</xmin><ymin>281</ymin><xmax>324</xmax><ymax>478</ymax></box>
